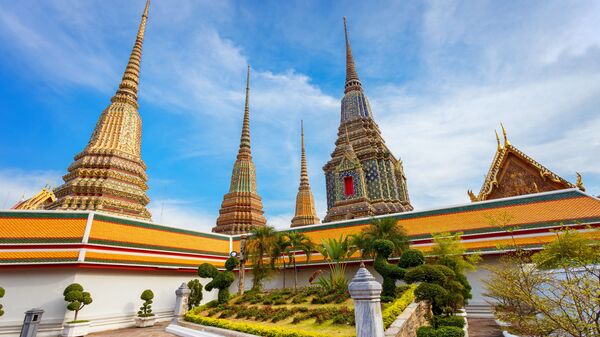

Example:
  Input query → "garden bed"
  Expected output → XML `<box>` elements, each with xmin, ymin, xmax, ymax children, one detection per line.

<box><xmin>185</xmin><ymin>285</ymin><xmax>415</xmax><ymax>337</ymax></box>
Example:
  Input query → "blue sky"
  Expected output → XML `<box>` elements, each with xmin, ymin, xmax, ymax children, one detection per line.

<box><xmin>1</xmin><ymin>0</ymin><xmax>599</xmax><ymax>231</ymax></box>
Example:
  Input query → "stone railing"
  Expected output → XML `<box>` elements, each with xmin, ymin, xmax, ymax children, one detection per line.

<box><xmin>384</xmin><ymin>301</ymin><xmax>430</xmax><ymax>337</ymax></box>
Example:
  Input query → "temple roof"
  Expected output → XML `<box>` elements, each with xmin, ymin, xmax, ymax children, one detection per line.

<box><xmin>11</xmin><ymin>186</ymin><xmax>56</xmax><ymax>210</ymax></box>
<box><xmin>469</xmin><ymin>126</ymin><xmax>583</xmax><ymax>202</ymax></box>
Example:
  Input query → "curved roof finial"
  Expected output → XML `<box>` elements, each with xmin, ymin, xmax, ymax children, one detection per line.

<box><xmin>495</xmin><ymin>130</ymin><xmax>502</xmax><ymax>151</ymax></box>
<box><xmin>500</xmin><ymin>123</ymin><xmax>510</xmax><ymax>146</ymax></box>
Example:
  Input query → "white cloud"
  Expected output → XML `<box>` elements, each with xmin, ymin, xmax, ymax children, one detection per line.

<box><xmin>0</xmin><ymin>169</ymin><xmax>62</xmax><ymax>209</ymax></box>
<box><xmin>147</xmin><ymin>199</ymin><xmax>215</xmax><ymax>232</ymax></box>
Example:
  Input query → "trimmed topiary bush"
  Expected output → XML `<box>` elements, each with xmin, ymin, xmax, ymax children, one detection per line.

<box><xmin>435</xmin><ymin>315</ymin><xmax>465</xmax><ymax>329</ymax></box>
<box><xmin>373</xmin><ymin>239</ymin><xmax>406</xmax><ymax>299</ymax></box>
<box><xmin>417</xmin><ymin>326</ymin><xmax>464</xmax><ymax>337</ymax></box>
<box><xmin>415</xmin><ymin>283</ymin><xmax>448</xmax><ymax>315</ymax></box>
<box><xmin>198</xmin><ymin>257</ymin><xmax>238</xmax><ymax>304</ymax></box>
<box><xmin>138</xmin><ymin>289</ymin><xmax>154</xmax><ymax>317</ymax></box>
<box><xmin>404</xmin><ymin>264</ymin><xmax>447</xmax><ymax>285</ymax></box>
<box><xmin>398</xmin><ymin>249</ymin><xmax>425</xmax><ymax>268</ymax></box>
<box><xmin>63</xmin><ymin>283</ymin><xmax>92</xmax><ymax>322</ymax></box>
<box><xmin>0</xmin><ymin>287</ymin><xmax>4</xmax><ymax>317</ymax></box>
<box><xmin>187</xmin><ymin>279</ymin><xmax>203</xmax><ymax>310</ymax></box>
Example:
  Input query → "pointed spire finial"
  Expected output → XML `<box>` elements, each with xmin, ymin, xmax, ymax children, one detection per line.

<box><xmin>111</xmin><ymin>0</ymin><xmax>151</xmax><ymax>109</ymax></box>
<box><xmin>343</xmin><ymin>17</ymin><xmax>362</xmax><ymax>94</ymax></box>
<box><xmin>495</xmin><ymin>130</ymin><xmax>502</xmax><ymax>150</ymax></box>
<box><xmin>238</xmin><ymin>65</ymin><xmax>252</xmax><ymax>159</ymax></box>
<box><xmin>500</xmin><ymin>123</ymin><xmax>510</xmax><ymax>146</ymax></box>
<box><xmin>300</xmin><ymin>120</ymin><xmax>309</xmax><ymax>187</ymax></box>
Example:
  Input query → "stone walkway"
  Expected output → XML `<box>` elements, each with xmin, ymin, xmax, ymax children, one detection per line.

<box><xmin>468</xmin><ymin>318</ymin><xmax>503</xmax><ymax>337</ymax></box>
<box><xmin>89</xmin><ymin>322</ymin><xmax>175</xmax><ymax>337</ymax></box>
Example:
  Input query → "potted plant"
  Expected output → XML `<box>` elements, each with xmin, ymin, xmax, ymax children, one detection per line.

<box><xmin>62</xmin><ymin>283</ymin><xmax>92</xmax><ymax>337</ymax></box>
<box><xmin>135</xmin><ymin>289</ymin><xmax>156</xmax><ymax>327</ymax></box>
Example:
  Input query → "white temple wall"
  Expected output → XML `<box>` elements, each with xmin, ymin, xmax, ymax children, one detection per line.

<box><xmin>0</xmin><ymin>267</ymin><xmax>216</xmax><ymax>337</ymax></box>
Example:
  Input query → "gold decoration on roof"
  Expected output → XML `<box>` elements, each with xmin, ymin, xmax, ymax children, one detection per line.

<box><xmin>12</xmin><ymin>185</ymin><xmax>56</xmax><ymax>210</ymax></box>
<box><xmin>291</xmin><ymin>121</ymin><xmax>321</xmax><ymax>227</ymax></box>
<box><xmin>576</xmin><ymin>172</ymin><xmax>586</xmax><ymax>192</ymax></box>
<box><xmin>46</xmin><ymin>0</ymin><xmax>152</xmax><ymax>219</ymax></box>
<box><xmin>472</xmin><ymin>125</ymin><xmax>578</xmax><ymax>202</ymax></box>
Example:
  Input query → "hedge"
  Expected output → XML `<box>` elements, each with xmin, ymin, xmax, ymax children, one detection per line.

<box><xmin>185</xmin><ymin>313</ymin><xmax>332</xmax><ymax>337</ymax></box>
<box><xmin>382</xmin><ymin>285</ymin><xmax>417</xmax><ymax>329</ymax></box>
<box><xmin>417</xmin><ymin>326</ymin><xmax>464</xmax><ymax>337</ymax></box>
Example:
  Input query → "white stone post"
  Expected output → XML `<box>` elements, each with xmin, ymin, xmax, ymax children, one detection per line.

<box><xmin>172</xmin><ymin>283</ymin><xmax>191</xmax><ymax>324</ymax></box>
<box><xmin>348</xmin><ymin>263</ymin><xmax>385</xmax><ymax>337</ymax></box>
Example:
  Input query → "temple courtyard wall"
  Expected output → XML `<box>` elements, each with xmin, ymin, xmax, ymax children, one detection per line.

<box><xmin>0</xmin><ymin>267</ymin><xmax>215</xmax><ymax>337</ymax></box>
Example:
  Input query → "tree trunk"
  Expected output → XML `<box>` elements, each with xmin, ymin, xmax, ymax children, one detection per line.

<box><xmin>293</xmin><ymin>257</ymin><xmax>298</xmax><ymax>290</ymax></box>
<box><xmin>74</xmin><ymin>309</ymin><xmax>78</xmax><ymax>321</ymax></box>
<box><xmin>282</xmin><ymin>261</ymin><xmax>286</xmax><ymax>288</ymax></box>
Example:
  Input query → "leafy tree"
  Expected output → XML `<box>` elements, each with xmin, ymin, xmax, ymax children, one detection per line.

<box><xmin>137</xmin><ymin>289</ymin><xmax>154</xmax><ymax>317</ymax></box>
<box><xmin>431</xmin><ymin>232</ymin><xmax>480</xmax><ymax>273</ymax></box>
<box><xmin>485</xmin><ymin>227</ymin><xmax>600</xmax><ymax>337</ymax></box>
<box><xmin>63</xmin><ymin>283</ymin><xmax>92</xmax><ymax>321</ymax></box>
<box><xmin>0</xmin><ymin>287</ymin><xmax>4</xmax><ymax>317</ymax></box>
<box><xmin>198</xmin><ymin>257</ymin><xmax>238</xmax><ymax>303</ymax></box>
<box><xmin>373</xmin><ymin>239</ymin><xmax>406</xmax><ymax>299</ymax></box>
<box><xmin>318</xmin><ymin>235</ymin><xmax>356</xmax><ymax>291</ymax></box>
<box><xmin>187</xmin><ymin>279</ymin><xmax>203</xmax><ymax>310</ymax></box>
<box><xmin>271</xmin><ymin>233</ymin><xmax>291</xmax><ymax>288</ymax></box>
<box><xmin>349</xmin><ymin>231</ymin><xmax>374</xmax><ymax>258</ymax></box>
<box><xmin>246</xmin><ymin>226</ymin><xmax>278</xmax><ymax>291</ymax></box>
<box><xmin>285</xmin><ymin>232</ymin><xmax>314</xmax><ymax>290</ymax></box>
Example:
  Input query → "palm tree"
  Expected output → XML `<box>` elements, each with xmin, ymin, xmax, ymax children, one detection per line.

<box><xmin>285</xmin><ymin>232</ymin><xmax>314</xmax><ymax>290</ymax></box>
<box><xmin>246</xmin><ymin>226</ymin><xmax>278</xmax><ymax>291</ymax></box>
<box><xmin>271</xmin><ymin>233</ymin><xmax>291</xmax><ymax>288</ymax></box>
<box><xmin>318</xmin><ymin>235</ymin><xmax>357</xmax><ymax>291</ymax></box>
<box><xmin>350</xmin><ymin>231</ymin><xmax>374</xmax><ymax>258</ymax></box>
<box><xmin>363</xmin><ymin>218</ymin><xmax>409</xmax><ymax>257</ymax></box>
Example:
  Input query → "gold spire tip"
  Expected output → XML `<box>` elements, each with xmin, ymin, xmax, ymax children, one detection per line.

<box><xmin>495</xmin><ymin>130</ymin><xmax>502</xmax><ymax>150</ymax></box>
<box><xmin>500</xmin><ymin>123</ymin><xmax>510</xmax><ymax>146</ymax></box>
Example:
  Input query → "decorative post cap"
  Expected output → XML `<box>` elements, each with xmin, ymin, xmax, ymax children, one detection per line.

<box><xmin>175</xmin><ymin>282</ymin><xmax>191</xmax><ymax>296</ymax></box>
<box><xmin>348</xmin><ymin>264</ymin><xmax>382</xmax><ymax>300</ymax></box>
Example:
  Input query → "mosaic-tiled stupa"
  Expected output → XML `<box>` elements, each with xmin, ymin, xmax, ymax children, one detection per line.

<box><xmin>291</xmin><ymin>121</ymin><xmax>321</xmax><ymax>227</ymax></box>
<box><xmin>322</xmin><ymin>18</ymin><xmax>413</xmax><ymax>222</ymax></box>
<box><xmin>213</xmin><ymin>66</ymin><xmax>267</xmax><ymax>235</ymax></box>
<box><xmin>47</xmin><ymin>0</ymin><xmax>152</xmax><ymax>220</ymax></box>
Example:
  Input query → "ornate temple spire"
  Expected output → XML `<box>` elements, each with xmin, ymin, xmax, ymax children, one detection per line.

<box><xmin>111</xmin><ymin>0</ymin><xmax>150</xmax><ymax>109</ymax></box>
<box><xmin>47</xmin><ymin>0</ymin><xmax>152</xmax><ymax>219</ymax></box>
<box><xmin>238</xmin><ymin>65</ymin><xmax>252</xmax><ymax>160</ymax></box>
<box><xmin>291</xmin><ymin>121</ymin><xmax>320</xmax><ymax>227</ymax></box>
<box><xmin>323</xmin><ymin>17</ymin><xmax>412</xmax><ymax>223</ymax></box>
<box><xmin>213</xmin><ymin>66</ymin><xmax>267</xmax><ymax>234</ymax></box>
<box><xmin>344</xmin><ymin>17</ymin><xmax>362</xmax><ymax>94</ymax></box>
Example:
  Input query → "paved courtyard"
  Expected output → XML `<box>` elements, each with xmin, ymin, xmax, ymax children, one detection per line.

<box><xmin>89</xmin><ymin>322</ymin><xmax>175</xmax><ymax>337</ymax></box>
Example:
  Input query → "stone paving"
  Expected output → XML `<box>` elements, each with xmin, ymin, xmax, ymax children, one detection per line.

<box><xmin>89</xmin><ymin>322</ymin><xmax>176</xmax><ymax>337</ymax></box>
<box><xmin>467</xmin><ymin>318</ymin><xmax>503</xmax><ymax>337</ymax></box>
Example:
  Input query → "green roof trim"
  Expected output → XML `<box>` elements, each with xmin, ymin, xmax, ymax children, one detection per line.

<box><xmin>93</xmin><ymin>214</ymin><xmax>229</xmax><ymax>240</ymax></box>
<box><xmin>88</xmin><ymin>239</ymin><xmax>230</xmax><ymax>257</ymax></box>
<box><xmin>0</xmin><ymin>238</ymin><xmax>82</xmax><ymax>244</ymax></box>
<box><xmin>0</xmin><ymin>212</ymin><xmax>88</xmax><ymax>219</ymax></box>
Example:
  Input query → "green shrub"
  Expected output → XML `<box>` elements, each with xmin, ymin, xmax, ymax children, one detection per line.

<box><xmin>198</xmin><ymin>257</ymin><xmax>238</xmax><ymax>304</ymax></box>
<box><xmin>186</xmin><ymin>312</ymin><xmax>331</xmax><ymax>337</ymax></box>
<box><xmin>0</xmin><ymin>286</ymin><xmax>4</xmax><ymax>317</ymax></box>
<box><xmin>63</xmin><ymin>283</ymin><xmax>92</xmax><ymax>322</ymax></box>
<box><xmin>417</xmin><ymin>325</ymin><xmax>464</xmax><ymax>337</ymax></box>
<box><xmin>404</xmin><ymin>265</ymin><xmax>447</xmax><ymax>285</ymax></box>
<box><xmin>138</xmin><ymin>289</ymin><xmax>154</xmax><ymax>317</ymax></box>
<box><xmin>435</xmin><ymin>326</ymin><xmax>464</xmax><ymax>337</ymax></box>
<box><xmin>373</xmin><ymin>239</ymin><xmax>406</xmax><ymax>298</ymax></box>
<box><xmin>187</xmin><ymin>279</ymin><xmax>203</xmax><ymax>310</ymax></box>
<box><xmin>415</xmin><ymin>283</ymin><xmax>448</xmax><ymax>315</ymax></box>
<box><xmin>398</xmin><ymin>249</ymin><xmax>425</xmax><ymax>268</ymax></box>
<box><xmin>382</xmin><ymin>285</ymin><xmax>416</xmax><ymax>329</ymax></box>
<box><xmin>435</xmin><ymin>315</ymin><xmax>465</xmax><ymax>329</ymax></box>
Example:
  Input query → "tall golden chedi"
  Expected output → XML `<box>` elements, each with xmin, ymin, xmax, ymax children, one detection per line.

<box><xmin>47</xmin><ymin>0</ymin><xmax>152</xmax><ymax>219</ymax></box>
<box><xmin>212</xmin><ymin>66</ymin><xmax>267</xmax><ymax>235</ymax></box>
<box><xmin>291</xmin><ymin>121</ymin><xmax>321</xmax><ymax>227</ymax></box>
<box><xmin>323</xmin><ymin>18</ymin><xmax>413</xmax><ymax>222</ymax></box>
